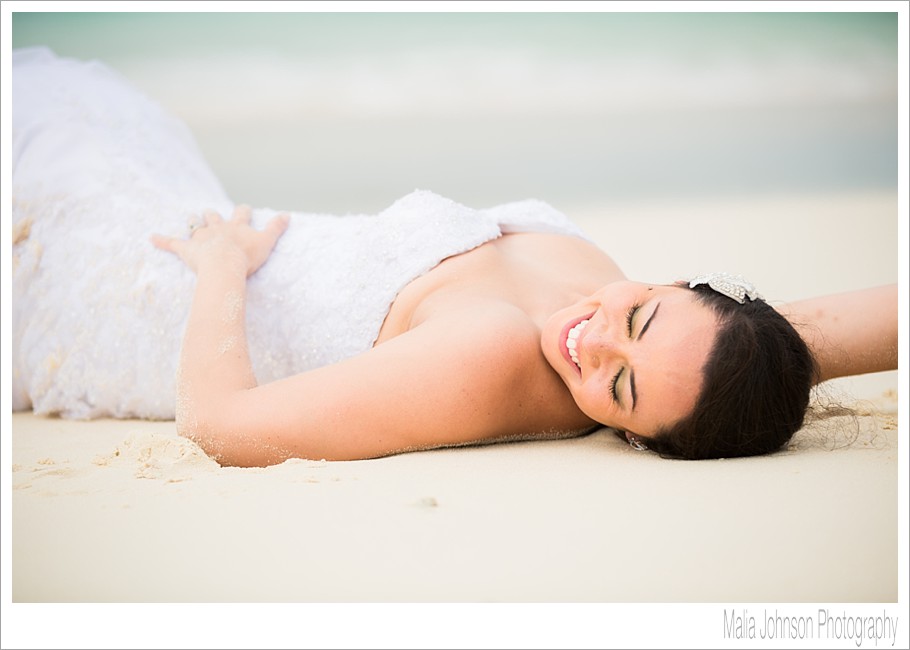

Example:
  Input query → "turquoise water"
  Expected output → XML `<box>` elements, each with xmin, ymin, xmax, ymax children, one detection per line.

<box><xmin>11</xmin><ymin>11</ymin><xmax>899</xmax><ymax>211</ymax></box>
<box><xmin>12</xmin><ymin>12</ymin><xmax>897</xmax><ymax>64</ymax></box>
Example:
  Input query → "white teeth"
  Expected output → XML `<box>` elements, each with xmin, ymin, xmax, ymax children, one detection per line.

<box><xmin>566</xmin><ymin>319</ymin><xmax>589</xmax><ymax>369</ymax></box>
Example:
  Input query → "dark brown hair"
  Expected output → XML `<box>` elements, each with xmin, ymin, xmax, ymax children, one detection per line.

<box><xmin>644</xmin><ymin>283</ymin><xmax>818</xmax><ymax>460</ymax></box>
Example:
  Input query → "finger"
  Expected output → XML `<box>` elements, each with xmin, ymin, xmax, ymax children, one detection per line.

<box><xmin>203</xmin><ymin>209</ymin><xmax>223</xmax><ymax>227</ymax></box>
<box><xmin>266</xmin><ymin>213</ymin><xmax>290</xmax><ymax>239</ymax></box>
<box><xmin>233</xmin><ymin>204</ymin><xmax>252</xmax><ymax>224</ymax></box>
<box><xmin>187</xmin><ymin>213</ymin><xmax>203</xmax><ymax>231</ymax></box>
<box><xmin>150</xmin><ymin>234</ymin><xmax>178</xmax><ymax>253</ymax></box>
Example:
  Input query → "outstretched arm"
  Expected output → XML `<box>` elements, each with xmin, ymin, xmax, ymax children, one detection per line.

<box><xmin>776</xmin><ymin>284</ymin><xmax>897</xmax><ymax>385</ymax></box>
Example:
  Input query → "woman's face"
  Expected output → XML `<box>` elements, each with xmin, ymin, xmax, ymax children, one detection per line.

<box><xmin>541</xmin><ymin>281</ymin><xmax>719</xmax><ymax>442</ymax></box>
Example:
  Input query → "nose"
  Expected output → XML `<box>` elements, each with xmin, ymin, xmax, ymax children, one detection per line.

<box><xmin>582</xmin><ymin>317</ymin><xmax>629</xmax><ymax>369</ymax></box>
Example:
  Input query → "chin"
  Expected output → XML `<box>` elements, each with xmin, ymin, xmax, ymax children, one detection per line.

<box><xmin>540</xmin><ymin>320</ymin><xmax>564</xmax><ymax>372</ymax></box>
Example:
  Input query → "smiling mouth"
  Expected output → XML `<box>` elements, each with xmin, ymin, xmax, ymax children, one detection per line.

<box><xmin>562</xmin><ymin>314</ymin><xmax>593</xmax><ymax>372</ymax></box>
<box><xmin>566</xmin><ymin>319</ymin><xmax>590</xmax><ymax>369</ymax></box>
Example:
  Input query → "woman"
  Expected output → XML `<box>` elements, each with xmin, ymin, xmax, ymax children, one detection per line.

<box><xmin>12</xmin><ymin>48</ymin><xmax>898</xmax><ymax>467</ymax></box>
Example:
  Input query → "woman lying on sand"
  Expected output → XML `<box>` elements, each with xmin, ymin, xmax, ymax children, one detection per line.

<box><xmin>12</xmin><ymin>48</ymin><xmax>898</xmax><ymax>467</ymax></box>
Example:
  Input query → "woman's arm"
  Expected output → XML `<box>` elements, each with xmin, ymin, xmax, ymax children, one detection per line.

<box><xmin>776</xmin><ymin>284</ymin><xmax>897</xmax><ymax>385</ymax></box>
<box><xmin>151</xmin><ymin>205</ymin><xmax>289</xmax><ymax>455</ymax></box>
<box><xmin>152</xmin><ymin>206</ymin><xmax>570</xmax><ymax>467</ymax></box>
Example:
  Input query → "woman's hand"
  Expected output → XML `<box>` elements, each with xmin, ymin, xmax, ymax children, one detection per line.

<box><xmin>151</xmin><ymin>204</ymin><xmax>289</xmax><ymax>277</ymax></box>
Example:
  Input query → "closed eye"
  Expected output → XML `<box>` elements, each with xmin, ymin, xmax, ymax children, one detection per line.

<box><xmin>611</xmin><ymin>303</ymin><xmax>641</xmax><ymax>403</ymax></box>
<box><xmin>625</xmin><ymin>303</ymin><xmax>640</xmax><ymax>337</ymax></box>
<box><xmin>610</xmin><ymin>369</ymin><xmax>621</xmax><ymax>402</ymax></box>
<box><xmin>612</xmin><ymin>299</ymin><xmax>663</xmax><ymax>408</ymax></box>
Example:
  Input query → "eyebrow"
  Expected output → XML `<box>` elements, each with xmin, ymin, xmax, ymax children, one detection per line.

<box><xmin>629</xmin><ymin>301</ymin><xmax>661</xmax><ymax>411</ymax></box>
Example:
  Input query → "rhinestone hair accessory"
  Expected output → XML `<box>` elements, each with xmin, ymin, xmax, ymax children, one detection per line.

<box><xmin>688</xmin><ymin>272</ymin><xmax>763</xmax><ymax>304</ymax></box>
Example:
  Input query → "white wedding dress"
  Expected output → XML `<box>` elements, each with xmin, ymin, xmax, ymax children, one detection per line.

<box><xmin>12</xmin><ymin>47</ymin><xmax>590</xmax><ymax>419</ymax></box>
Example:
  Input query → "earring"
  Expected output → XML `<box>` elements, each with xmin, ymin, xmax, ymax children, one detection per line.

<box><xmin>628</xmin><ymin>434</ymin><xmax>648</xmax><ymax>452</ymax></box>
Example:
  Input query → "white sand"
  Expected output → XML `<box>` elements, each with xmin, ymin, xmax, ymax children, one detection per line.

<box><xmin>11</xmin><ymin>396</ymin><xmax>899</xmax><ymax>604</ymax></box>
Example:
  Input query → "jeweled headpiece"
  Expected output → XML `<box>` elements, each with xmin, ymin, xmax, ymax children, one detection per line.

<box><xmin>688</xmin><ymin>272</ymin><xmax>763</xmax><ymax>304</ymax></box>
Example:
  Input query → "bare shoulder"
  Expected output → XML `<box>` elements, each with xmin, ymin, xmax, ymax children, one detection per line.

<box><xmin>434</xmin><ymin>303</ymin><xmax>596</xmax><ymax>440</ymax></box>
<box><xmin>368</xmin><ymin>303</ymin><xmax>591</xmax><ymax>450</ymax></box>
<box><xmin>206</xmin><ymin>302</ymin><xmax>592</xmax><ymax>465</ymax></box>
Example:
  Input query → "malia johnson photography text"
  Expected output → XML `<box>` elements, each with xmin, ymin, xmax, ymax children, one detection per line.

<box><xmin>724</xmin><ymin>609</ymin><xmax>899</xmax><ymax>647</ymax></box>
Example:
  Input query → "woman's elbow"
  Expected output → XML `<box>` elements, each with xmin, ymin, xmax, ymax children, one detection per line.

<box><xmin>176</xmin><ymin>406</ymin><xmax>292</xmax><ymax>468</ymax></box>
<box><xmin>175</xmin><ymin>406</ymin><xmax>226</xmax><ymax>461</ymax></box>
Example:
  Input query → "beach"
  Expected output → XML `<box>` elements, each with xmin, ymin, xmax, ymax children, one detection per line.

<box><xmin>10</xmin><ymin>189</ymin><xmax>901</xmax><ymax>608</ymax></box>
<box><xmin>5</xmin><ymin>9</ymin><xmax>905</xmax><ymax>648</ymax></box>
<box><xmin>9</xmin><ymin>379</ymin><xmax>900</xmax><ymax>602</ymax></box>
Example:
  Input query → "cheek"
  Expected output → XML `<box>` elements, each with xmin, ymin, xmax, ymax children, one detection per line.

<box><xmin>572</xmin><ymin>380</ymin><xmax>616</xmax><ymax>426</ymax></box>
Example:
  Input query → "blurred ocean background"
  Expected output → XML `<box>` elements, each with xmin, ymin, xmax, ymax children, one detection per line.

<box><xmin>11</xmin><ymin>11</ymin><xmax>898</xmax><ymax>215</ymax></box>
